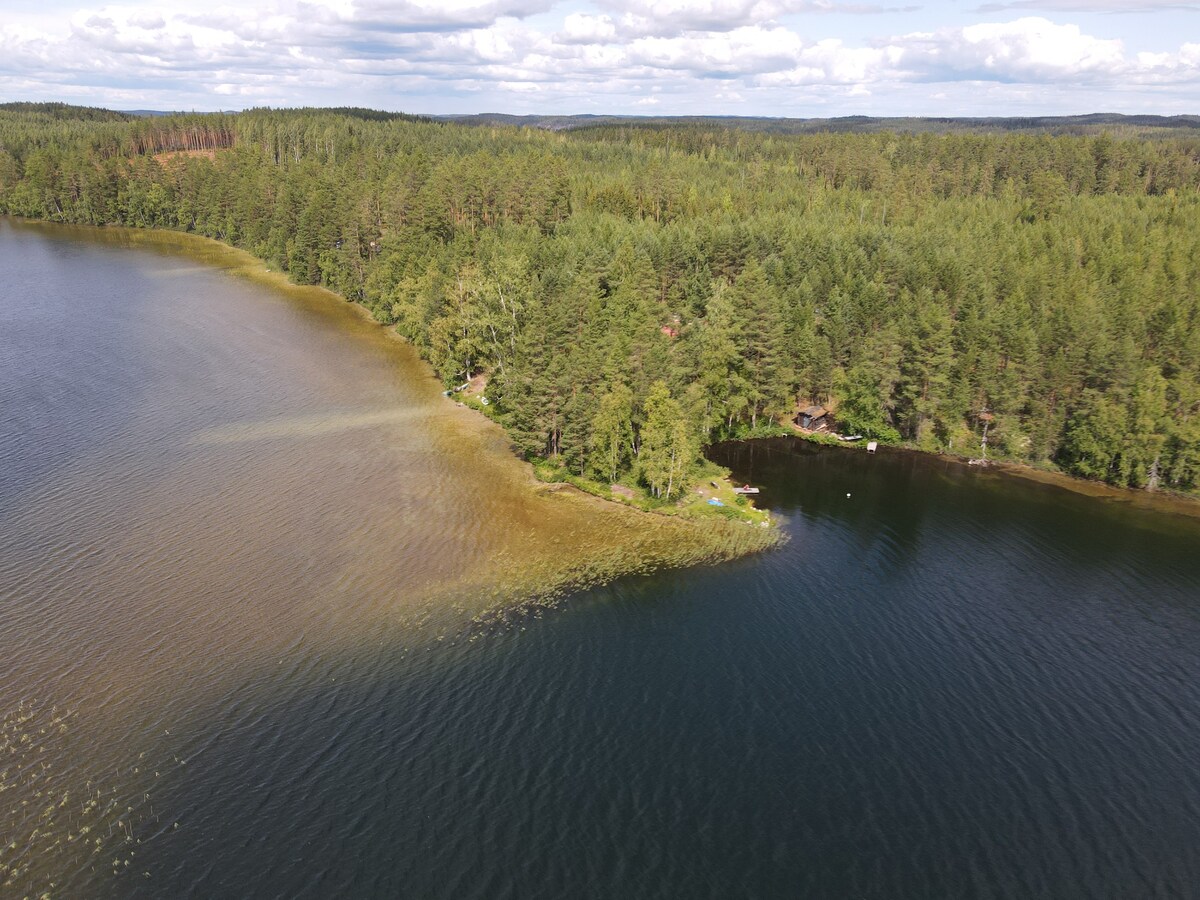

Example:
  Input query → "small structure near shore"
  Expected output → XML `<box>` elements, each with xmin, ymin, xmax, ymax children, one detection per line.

<box><xmin>796</xmin><ymin>405</ymin><xmax>830</xmax><ymax>432</ymax></box>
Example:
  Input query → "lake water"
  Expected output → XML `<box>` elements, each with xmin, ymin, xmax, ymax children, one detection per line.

<box><xmin>2</xmin><ymin>219</ymin><xmax>1199</xmax><ymax>898</ymax></box>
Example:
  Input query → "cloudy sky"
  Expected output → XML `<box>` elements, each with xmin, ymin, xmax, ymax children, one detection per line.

<box><xmin>2</xmin><ymin>0</ymin><xmax>1198</xmax><ymax>116</ymax></box>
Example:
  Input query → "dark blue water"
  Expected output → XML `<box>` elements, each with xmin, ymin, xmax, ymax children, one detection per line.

<box><xmin>4</xmin><ymin>221</ymin><xmax>1200</xmax><ymax>898</ymax></box>
<box><xmin>123</xmin><ymin>449</ymin><xmax>1200</xmax><ymax>899</ymax></box>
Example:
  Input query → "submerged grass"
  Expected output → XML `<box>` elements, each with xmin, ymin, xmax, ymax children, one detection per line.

<box><xmin>1</xmin><ymin>703</ymin><xmax>155</xmax><ymax>899</ymax></box>
<box><xmin>454</xmin><ymin>483</ymin><xmax>784</xmax><ymax>633</ymax></box>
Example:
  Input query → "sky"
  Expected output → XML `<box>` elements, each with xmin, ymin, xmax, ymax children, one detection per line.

<box><xmin>1</xmin><ymin>0</ymin><xmax>1198</xmax><ymax>116</ymax></box>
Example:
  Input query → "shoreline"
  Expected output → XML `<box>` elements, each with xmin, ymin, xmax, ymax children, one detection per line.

<box><xmin>984</xmin><ymin>457</ymin><xmax>1200</xmax><ymax>520</ymax></box>
<box><xmin>17</xmin><ymin>214</ymin><xmax>1192</xmax><ymax>571</ymax></box>
<box><xmin>785</xmin><ymin>426</ymin><xmax>1200</xmax><ymax>521</ymax></box>
<box><xmin>3</xmin><ymin>217</ymin><xmax>782</xmax><ymax>607</ymax></box>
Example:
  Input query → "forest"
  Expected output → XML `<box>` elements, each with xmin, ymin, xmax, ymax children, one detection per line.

<box><xmin>2</xmin><ymin>104</ymin><xmax>1199</xmax><ymax>499</ymax></box>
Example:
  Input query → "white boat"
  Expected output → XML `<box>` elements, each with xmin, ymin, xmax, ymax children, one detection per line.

<box><xmin>733</xmin><ymin>485</ymin><xmax>760</xmax><ymax>495</ymax></box>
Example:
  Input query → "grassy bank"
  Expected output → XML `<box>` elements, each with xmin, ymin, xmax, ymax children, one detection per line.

<box><xmin>453</xmin><ymin>387</ymin><xmax>773</xmax><ymax>527</ymax></box>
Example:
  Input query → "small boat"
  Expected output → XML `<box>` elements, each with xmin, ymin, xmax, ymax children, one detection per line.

<box><xmin>733</xmin><ymin>484</ymin><xmax>760</xmax><ymax>495</ymax></box>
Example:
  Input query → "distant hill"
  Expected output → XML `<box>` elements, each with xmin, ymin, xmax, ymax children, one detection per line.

<box><xmin>8</xmin><ymin>102</ymin><xmax>1198</xmax><ymax>135</ymax></box>
<box><xmin>438</xmin><ymin>112</ymin><xmax>1200</xmax><ymax>135</ymax></box>
<box><xmin>0</xmin><ymin>102</ymin><xmax>133</xmax><ymax>122</ymax></box>
<box><xmin>239</xmin><ymin>106</ymin><xmax>432</xmax><ymax>123</ymax></box>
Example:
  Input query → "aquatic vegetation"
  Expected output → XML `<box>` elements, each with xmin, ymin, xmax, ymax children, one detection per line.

<box><xmin>0</xmin><ymin>704</ymin><xmax>149</xmax><ymax>899</ymax></box>
<box><xmin>458</xmin><ymin>485</ymin><xmax>784</xmax><ymax>632</ymax></box>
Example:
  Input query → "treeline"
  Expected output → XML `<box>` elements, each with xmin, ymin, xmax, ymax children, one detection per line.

<box><xmin>2</xmin><ymin>106</ymin><xmax>1198</xmax><ymax>497</ymax></box>
<box><xmin>0</xmin><ymin>102</ymin><xmax>133</xmax><ymax>122</ymax></box>
<box><xmin>576</xmin><ymin>126</ymin><xmax>1200</xmax><ymax>198</ymax></box>
<box><xmin>446</xmin><ymin>112</ymin><xmax>1200</xmax><ymax>137</ymax></box>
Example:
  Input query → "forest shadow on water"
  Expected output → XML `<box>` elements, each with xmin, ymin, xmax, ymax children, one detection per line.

<box><xmin>4</xmin><ymin>221</ymin><xmax>1200</xmax><ymax>899</ymax></box>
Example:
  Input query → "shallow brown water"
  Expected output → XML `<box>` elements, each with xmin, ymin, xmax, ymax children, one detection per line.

<box><xmin>3</xmin><ymin>223</ymin><xmax>464</xmax><ymax>710</ymax></box>
<box><xmin>0</xmin><ymin>220</ymin><xmax>759</xmax><ymax>893</ymax></box>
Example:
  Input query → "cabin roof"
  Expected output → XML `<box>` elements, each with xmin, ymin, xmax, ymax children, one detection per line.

<box><xmin>800</xmin><ymin>405</ymin><xmax>828</xmax><ymax>418</ymax></box>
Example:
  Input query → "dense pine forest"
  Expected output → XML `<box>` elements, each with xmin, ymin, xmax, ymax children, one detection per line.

<box><xmin>3</xmin><ymin>104</ymin><xmax>1199</xmax><ymax>498</ymax></box>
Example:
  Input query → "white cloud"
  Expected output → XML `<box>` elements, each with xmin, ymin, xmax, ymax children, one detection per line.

<box><xmin>900</xmin><ymin>17</ymin><xmax>1127</xmax><ymax>81</ymax></box>
<box><xmin>595</xmin><ymin>0</ymin><xmax>918</xmax><ymax>39</ymax></box>
<box><xmin>757</xmin><ymin>39</ymin><xmax>883</xmax><ymax>84</ymax></box>
<box><xmin>975</xmin><ymin>1</ymin><xmax>1199</xmax><ymax>12</ymax></box>
<box><xmin>627</xmin><ymin>25</ymin><xmax>804</xmax><ymax>75</ymax></box>
<box><xmin>1</xmin><ymin>1</ymin><xmax>1199</xmax><ymax>114</ymax></box>
<box><xmin>558</xmin><ymin>13</ymin><xmax>618</xmax><ymax>43</ymax></box>
<box><xmin>350</xmin><ymin>0</ymin><xmax>556</xmax><ymax>31</ymax></box>
<box><xmin>128</xmin><ymin>11</ymin><xmax>166</xmax><ymax>29</ymax></box>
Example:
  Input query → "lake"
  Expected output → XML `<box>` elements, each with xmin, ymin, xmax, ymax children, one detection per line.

<box><xmin>2</xmin><ymin>219</ymin><xmax>1199</xmax><ymax>898</ymax></box>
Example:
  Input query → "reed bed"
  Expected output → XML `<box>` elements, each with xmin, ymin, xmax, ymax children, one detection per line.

<box><xmin>458</xmin><ymin>497</ymin><xmax>785</xmax><ymax>632</ymax></box>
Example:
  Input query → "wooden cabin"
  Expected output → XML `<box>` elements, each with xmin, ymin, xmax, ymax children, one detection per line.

<box><xmin>796</xmin><ymin>405</ymin><xmax>830</xmax><ymax>432</ymax></box>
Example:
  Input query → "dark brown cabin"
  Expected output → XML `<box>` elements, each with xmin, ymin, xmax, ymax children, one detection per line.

<box><xmin>796</xmin><ymin>405</ymin><xmax>830</xmax><ymax>431</ymax></box>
